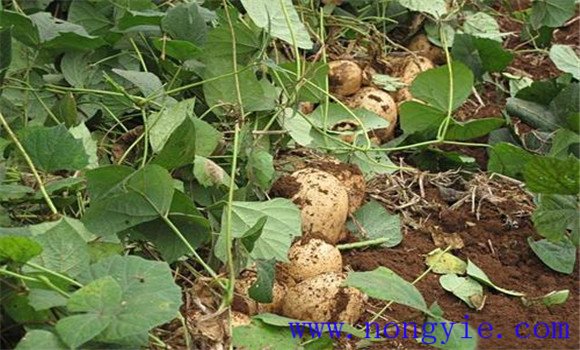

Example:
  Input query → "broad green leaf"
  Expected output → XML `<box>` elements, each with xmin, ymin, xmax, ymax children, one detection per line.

<box><xmin>0</xmin><ymin>27</ymin><xmax>11</xmax><ymax>88</ymax></box>
<box><xmin>397</xmin><ymin>0</ymin><xmax>448</xmax><ymax>18</ymax></box>
<box><xmin>346</xmin><ymin>151</ymin><xmax>398</xmax><ymax>178</ymax></box>
<box><xmin>452</xmin><ymin>34</ymin><xmax>513</xmax><ymax>79</ymax></box>
<box><xmin>549</xmin><ymin>129</ymin><xmax>580</xmax><ymax>158</ymax></box>
<box><xmin>15</xmin><ymin>330</ymin><xmax>67</xmax><ymax>350</ymax></box>
<box><xmin>56</xmin><ymin>313</ymin><xmax>110</xmax><ymax>349</ymax></box>
<box><xmin>28</xmin><ymin>12</ymin><xmax>105</xmax><ymax>50</ymax></box>
<box><xmin>345</xmin><ymin>267</ymin><xmax>428</xmax><ymax>313</ymax></box>
<box><xmin>202</xmin><ymin>58</ymin><xmax>276</xmax><ymax>113</ymax></box>
<box><xmin>202</xmin><ymin>14</ymin><xmax>261</xmax><ymax>61</ymax></box>
<box><xmin>372</xmin><ymin>74</ymin><xmax>406</xmax><ymax>92</ymax></box>
<box><xmin>240</xmin><ymin>0</ymin><xmax>312</xmax><ymax>49</ymax></box>
<box><xmin>410</xmin><ymin>148</ymin><xmax>477</xmax><ymax>172</ymax></box>
<box><xmin>528</xmin><ymin>237</ymin><xmax>576</xmax><ymax>274</ymax></box>
<box><xmin>550</xmin><ymin>45</ymin><xmax>580</xmax><ymax>80</ymax></box>
<box><xmin>466</xmin><ymin>260</ymin><xmax>525</xmax><ymax>296</ymax></box>
<box><xmin>247</xmin><ymin>149</ymin><xmax>275</xmax><ymax>190</ymax></box>
<box><xmin>346</xmin><ymin>200</ymin><xmax>402</xmax><ymax>247</ymax></box>
<box><xmin>67</xmin><ymin>0</ymin><xmax>113</xmax><ymax>34</ymax></box>
<box><xmin>152</xmin><ymin>38</ymin><xmax>200</xmax><ymax>60</ymax></box>
<box><xmin>280</xmin><ymin>108</ymin><xmax>314</xmax><ymax>146</ymax></box>
<box><xmin>28</xmin><ymin>289</ymin><xmax>67</xmax><ymax>310</ymax></box>
<box><xmin>550</xmin><ymin>83</ymin><xmax>579</xmax><ymax>128</ymax></box>
<box><xmin>530</xmin><ymin>0</ymin><xmax>576</xmax><ymax>28</ymax></box>
<box><xmin>410</xmin><ymin>62</ymin><xmax>474</xmax><ymax>112</ymax></box>
<box><xmin>161</xmin><ymin>2</ymin><xmax>207</xmax><ymax>46</ymax></box>
<box><xmin>69</xmin><ymin>123</ymin><xmax>99</xmax><ymax>169</ymax></box>
<box><xmin>488</xmin><ymin>142</ymin><xmax>534</xmax><ymax>180</ymax></box>
<box><xmin>532</xmin><ymin>194</ymin><xmax>579</xmax><ymax>243</ymax></box>
<box><xmin>85</xmin><ymin>165</ymin><xmax>134</xmax><ymax>202</ymax></box>
<box><xmin>462</xmin><ymin>12</ymin><xmax>502</xmax><ymax>41</ymax></box>
<box><xmin>524</xmin><ymin>156</ymin><xmax>579</xmax><ymax>195</ymax></box>
<box><xmin>248</xmin><ymin>259</ymin><xmax>276</xmax><ymax>303</ymax></box>
<box><xmin>3</xmin><ymin>293</ymin><xmax>51</xmax><ymax>324</ymax></box>
<box><xmin>233</xmin><ymin>320</ymin><xmax>301</xmax><ymax>349</ymax></box>
<box><xmin>27</xmin><ymin>218</ymin><xmax>91</xmax><ymax>278</ymax></box>
<box><xmin>60</xmin><ymin>52</ymin><xmax>100</xmax><ymax>88</ymax></box>
<box><xmin>425</xmin><ymin>22</ymin><xmax>455</xmax><ymax>47</ymax></box>
<box><xmin>0</xmin><ymin>10</ymin><xmax>40</xmax><ymax>46</ymax></box>
<box><xmin>542</xmin><ymin>290</ymin><xmax>570</xmax><ymax>306</ymax></box>
<box><xmin>76</xmin><ymin>255</ymin><xmax>182</xmax><ymax>343</ymax></box>
<box><xmin>424</xmin><ymin>303</ymin><xmax>478</xmax><ymax>350</ymax></box>
<box><xmin>445</xmin><ymin>118</ymin><xmax>504</xmax><ymax>141</ymax></box>
<box><xmin>439</xmin><ymin>274</ymin><xmax>484</xmax><ymax>309</ymax></box>
<box><xmin>0</xmin><ymin>236</ymin><xmax>42</xmax><ymax>264</ymax></box>
<box><xmin>425</xmin><ymin>248</ymin><xmax>467</xmax><ymax>275</ymax></box>
<box><xmin>274</xmin><ymin>62</ymin><xmax>329</xmax><ymax>102</ymax></box>
<box><xmin>240</xmin><ymin>216</ymin><xmax>268</xmax><ymax>253</ymax></box>
<box><xmin>515</xmin><ymin>77</ymin><xmax>567</xmax><ymax>105</ymax></box>
<box><xmin>116</xmin><ymin>10</ymin><xmax>163</xmax><ymax>31</ymax></box>
<box><xmin>399</xmin><ymin>101</ymin><xmax>446</xmax><ymax>138</ymax></box>
<box><xmin>49</xmin><ymin>93</ymin><xmax>78</xmax><ymax>127</ymax></box>
<box><xmin>0</xmin><ymin>184</ymin><xmax>34</xmax><ymax>201</ymax></box>
<box><xmin>112</xmin><ymin>69</ymin><xmax>164</xmax><ymax>99</ymax></box>
<box><xmin>309</xmin><ymin>103</ymin><xmax>390</xmax><ymax>131</ymax></box>
<box><xmin>83</xmin><ymin>165</ymin><xmax>175</xmax><ymax>236</ymax></box>
<box><xmin>151</xmin><ymin>116</ymin><xmax>196</xmax><ymax>169</ymax></box>
<box><xmin>217</xmin><ymin>199</ymin><xmax>301</xmax><ymax>262</ymax></box>
<box><xmin>133</xmin><ymin>191</ymin><xmax>211</xmax><ymax>263</ymax></box>
<box><xmin>18</xmin><ymin>125</ymin><xmax>89</xmax><ymax>172</ymax></box>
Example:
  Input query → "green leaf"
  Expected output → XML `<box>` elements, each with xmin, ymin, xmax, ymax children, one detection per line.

<box><xmin>550</xmin><ymin>83</ymin><xmax>579</xmax><ymax>128</ymax></box>
<box><xmin>439</xmin><ymin>274</ymin><xmax>484</xmax><ymax>309</ymax></box>
<box><xmin>69</xmin><ymin>123</ymin><xmax>99</xmax><ymax>169</ymax></box>
<box><xmin>445</xmin><ymin>118</ymin><xmax>505</xmax><ymax>141</ymax></box>
<box><xmin>152</xmin><ymin>38</ymin><xmax>200</xmax><ymax>61</ymax></box>
<box><xmin>151</xmin><ymin>116</ymin><xmax>196</xmax><ymax>169</ymax></box>
<box><xmin>452</xmin><ymin>34</ymin><xmax>513</xmax><ymax>79</ymax></box>
<box><xmin>56</xmin><ymin>313</ymin><xmax>111</xmax><ymax>349</ymax></box>
<box><xmin>76</xmin><ymin>255</ymin><xmax>182</xmax><ymax>344</ymax></box>
<box><xmin>309</xmin><ymin>103</ymin><xmax>390</xmax><ymax>132</ymax></box>
<box><xmin>28</xmin><ymin>12</ymin><xmax>105</xmax><ymax>50</ymax></box>
<box><xmin>28</xmin><ymin>289</ymin><xmax>67</xmax><ymax>310</ymax></box>
<box><xmin>549</xmin><ymin>129</ymin><xmax>580</xmax><ymax>158</ymax></box>
<box><xmin>83</xmin><ymin>165</ymin><xmax>175</xmax><ymax>236</ymax></box>
<box><xmin>60</xmin><ymin>52</ymin><xmax>99</xmax><ymax>89</ymax></box>
<box><xmin>18</xmin><ymin>125</ymin><xmax>89</xmax><ymax>172</ymax></box>
<box><xmin>0</xmin><ymin>184</ymin><xmax>34</xmax><ymax>201</ymax></box>
<box><xmin>67</xmin><ymin>0</ymin><xmax>113</xmax><ymax>35</ymax></box>
<box><xmin>541</xmin><ymin>290</ymin><xmax>570</xmax><ymax>306</ymax></box>
<box><xmin>49</xmin><ymin>93</ymin><xmax>78</xmax><ymax>127</ymax></box>
<box><xmin>346</xmin><ymin>200</ymin><xmax>402</xmax><ymax>247</ymax></box>
<box><xmin>161</xmin><ymin>2</ymin><xmax>207</xmax><ymax>46</ymax></box>
<box><xmin>0</xmin><ymin>10</ymin><xmax>40</xmax><ymax>46</ymax></box>
<box><xmin>466</xmin><ymin>260</ymin><xmax>525</xmax><ymax>296</ymax></box>
<box><xmin>410</xmin><ymin>62</ymin><xmax>474</xmax><ymax>112</ymax></box>
<box><xmin>488</xmin><ymin>142</ymin><xmax>535</xmax><ymax>180</ymax></box>
<box><xmin>202</xmin><ymin>14</ymin><xmax>261</xmax><ymax>61</ymax></box>
<box><xmin>0</xmin><ymin>236</ymin><xmax>42</xmax><ymax>264</ymax></box>
<box><xmin>26</xmin><ymin>218</ymin><xmax>91</xmax><ymax>278</ymax></box>
<box><xmin>274</xmin><ymin>62</ymin><xmax>329</xmax><ymax>102</ymax></box>
<box><xmin>15</xmin><ymin>330</ymin><xmax>67</xmax><ymax>350</ymax></box>
<box><xmin>346</xmin><ymin>151</ymin><xmax>398</xmax><ymax>178</ymax></box>
<box><xmin>233</xmin><ymin>320</ymin><xmax>301</xmax><ymax>349</ymax></box>
<box><xmin>247</xmin><ymin>149</ymin><xmax>275</xmax><ymax>190</ymax></box>
<box><xmin>202</xmin><ymin>58</ymin><xmax>276</xmax><ymax>113</ymax></box>
<box><xmin>112</xmin><ymin>69</ymin><xmax>164</xmax><ymax>98</ymax></box>
<box><xmin>116</xmin><ymin>10</ymin><xmax>163</xmax><ymax>31</ymax></box>
<box><xmin>399</xmin><ymin>101</ymin><xmax>446</xmax><ymax>138</ymax></box>
<box><xmin>532</xmin><ymin>194</ymin><xmax>579</xmax><ymax>242</ymax></box>
<box><xmin>240</xmin><ymin>0</ymin><xmax>312</xmax><ymax>49</ymax></box>
<box><xmin>462</xmin><ymin>12</ymin><xmax>502</xmax><ymax>41</ymax></box>
<box><xmin>216</xmin><ymin>199</ymin><xmax>301</xmax><ymax>262</ymax></box>
<box><xmin>240</xmin><ymin>216</ymin><xmax>268</xmax><ymax>253</ymax></box>
<box><xmin>528</xmin><ymin>237</ymin><xmax>576</xmax><ymax>274</ymax></box>
<box><xmin>0</xmin><ymin>27</ymin><xmax>11</xmax><ymax>88</ymax></box>
<box><xmin>524</xmin><ymin>156</ymin><xmax>579</xmax><ymax>195</ymax></box>
<box><xmin>550</xmin><ymin>44</ymin><xmax>580</xmax><ymax>80</ymax></box>
<box><xmin>397</xmin><ymin>0</ymin><xmax>448</xmax><ymax>18</ymax></box>
<box><xmin>530</xmin><ymin>0</ymin><xmax>576</xmax><ymax>28</ymax></box>
<box><xmin>248</xmin><ymin>259</ymin><xmax>276</xmax><ymax>303</ymax></box>
<box><xmin>345</xmin><ymin>267</ymin><xmax>428</xmax><ymax>313</ymax></box>
<box><xmin>133</xmin><ymin>191</ymin><xmax>211</xmax><ymax>263</ymax></box>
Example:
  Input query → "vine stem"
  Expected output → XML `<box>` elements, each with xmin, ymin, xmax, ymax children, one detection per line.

<box><xmin>0</xmin><ymin>111</ymin><xmax>58</xmax><ymax>215</ymax></box>
<box><xmin>337</xmin><ymin>237</ymin><xmax>394</xmax><ymax>250</ymax></box>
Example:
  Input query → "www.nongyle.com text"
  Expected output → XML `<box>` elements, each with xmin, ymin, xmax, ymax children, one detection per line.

<box><xmin>288</xmin><ymin>315</ymin><xmax>570</xmax><ymax>345</ymax></box>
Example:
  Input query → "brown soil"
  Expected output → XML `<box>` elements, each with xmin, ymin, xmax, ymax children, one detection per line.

<box><xmin>342</xmin><ymin>172</ymin><xmax>579</xmax><ymax>349</ymax></box>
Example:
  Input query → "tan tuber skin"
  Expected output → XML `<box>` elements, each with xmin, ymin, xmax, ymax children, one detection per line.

<box><xmin>281</xmin><ymin>272</ymin><xmax>366</xmax><ymax>323</ymax></box>
<box><xmin>407</xmin><ymin>34</ymin><xmax>445</xmax><ymax>65</ymax></box>
<box><xmin>272</xmin><ymin>168</ymin><xmax>349</xmax><ymax>244</ymax></box>
<box><xmin>282</xmin><ymin>238</ymin><xmax>343</xmax><ymax>282</ymax></box>
<box><xmin>347</xmin><ymin>87</ymin><xmax>398</xmax><ymax>142</ymax></box>
<box><xmin>394</xmin><ymin>56</ymin><xmax>435</xmax><ymax>104</ymax></box>
<box><xmin>328</xmin><ymin>60</ymin><xmax>363</xmax><ymax>97</ymax></box>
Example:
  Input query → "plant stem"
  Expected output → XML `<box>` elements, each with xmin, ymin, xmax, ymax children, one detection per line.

<box><xmin>0</xmin><ymin>111</ymin><xmax>58</xmax><ymax>215</ymax></box>
<box><xmin>337</xmin><ymin>237</ymin><xmax>394</xmax><ymax>250</ymax></box>
<box><xmin>25</xmin><ymin>262</ymin><xmax>83</xmax><ymax>288</ymax></box>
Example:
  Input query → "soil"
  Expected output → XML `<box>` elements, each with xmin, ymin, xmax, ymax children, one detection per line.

<box><xmin>341</xmin><ymin>173</ymin><xmax>579</xmax><ymax>349</ymax></box>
